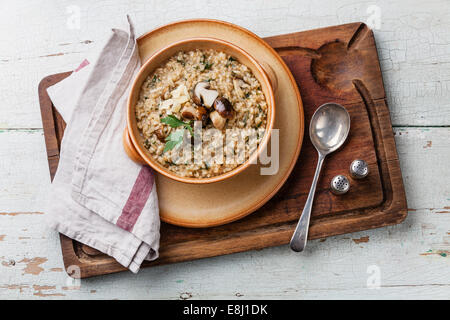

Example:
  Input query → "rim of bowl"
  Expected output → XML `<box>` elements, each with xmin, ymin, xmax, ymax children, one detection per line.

<box><xmin>127</xmin><ymin>37</ymin><xmax>276</xmax><ymax>184</ymax></box>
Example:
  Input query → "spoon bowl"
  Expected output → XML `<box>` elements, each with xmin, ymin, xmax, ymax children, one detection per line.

<box><xmin>290</xmin><ymin>103</ymin><xmax>350</xmax><ymax>252</ymax></box>
<box><xmin>310</xmin><ymin>103</ymin><xmax>351</xmax><ymax>155</ymax></box>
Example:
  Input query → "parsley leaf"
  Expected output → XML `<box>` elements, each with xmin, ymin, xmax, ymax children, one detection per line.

<box><xmin>163</xmin><ymin>129</ymin><xmax>185</xmax><ymax>153</ymax></box>
<box><xmin>161</xmin><ymin>114</ymin><xmax>185</xmax><ymax>126</ymax></box>
<box><xmin>160</xmin><ymin>115</ymin><xmax>194</xmax><ymax>153</ymax></box>
<box><xmin>161</xmin><ymin>115</ymin><xmax>193</xmax><ymax>135</ymax></box>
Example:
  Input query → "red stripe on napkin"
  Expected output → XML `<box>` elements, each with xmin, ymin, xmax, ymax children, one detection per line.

<box><xmin>116</xmin><ymin>166</ymin><xmax>154</xmax><ymax>232</ymax></box>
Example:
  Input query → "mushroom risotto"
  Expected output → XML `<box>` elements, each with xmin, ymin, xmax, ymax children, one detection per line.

<box><xmin>135</xmin><ymin>49</ymin><xmax>268</xmax><ymax>178</ymax></box>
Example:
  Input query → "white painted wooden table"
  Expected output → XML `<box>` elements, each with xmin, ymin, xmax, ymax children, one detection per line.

<box><xmin>0</xmin><ymin>0</ymin><xmax>449</xmax><ymax>299</ymax></box>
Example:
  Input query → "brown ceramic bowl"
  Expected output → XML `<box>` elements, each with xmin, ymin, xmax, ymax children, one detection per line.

<box><xmin>124</xmin><ymin>37</ymin><xmax>276</xmax><ymax>184</ymax></box>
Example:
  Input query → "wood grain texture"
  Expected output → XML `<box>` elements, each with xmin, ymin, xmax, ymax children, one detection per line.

<box><xmin>38</xmin><ymin>22</ymin><xmax>407</xmax><ymax>278</ymax></box>
<box><xmin>0</xmin><ymin>127</ymin><xmax>447</xmax><ymax>299</ymax></box>
<box><xmin>38</xmin><ymin>72</ymin><xmax>71</xmax><ymax>180</ymax></box>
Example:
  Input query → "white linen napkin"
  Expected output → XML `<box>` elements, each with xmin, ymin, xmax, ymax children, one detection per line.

<box><xmin>45</xmin><ymin>17</ymin><xmax>160</xmax><ymax>273</ymax></box>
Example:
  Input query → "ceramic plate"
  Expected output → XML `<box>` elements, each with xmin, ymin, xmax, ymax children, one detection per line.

<box><xmin>137</xmin><ymin>19</ymin><xmax>304</xmax><ymax>227</ymax></box>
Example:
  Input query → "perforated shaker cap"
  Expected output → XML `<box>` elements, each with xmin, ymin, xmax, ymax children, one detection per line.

<box><xmin>350</xmin><ymin>159</ymin><xmax>369</xmax><ymax>179</ymax></box>
<box><xmin>331</xmin><ymin>175</ymin><xmax>350</xmax><ymax>195</ymax></box>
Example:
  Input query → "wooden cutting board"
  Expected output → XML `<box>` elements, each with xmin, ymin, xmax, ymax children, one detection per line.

<box><xmin>38</xmin><ymin>22</ymin><xmax>407</xmax><ymax>278</ymax></box>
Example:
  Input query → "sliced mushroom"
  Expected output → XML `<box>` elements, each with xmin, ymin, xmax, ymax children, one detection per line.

<box><xmin>162</xmin><ymin>87</ymin><xmax>171</xmax><ymax>100</ymax></box>
<box><xmin>181</xmin><ymin>105</ymin><xmax>198</xmax><ymax>120</ymax></box>
<box><xmin>193</xmin><ymin>81</ymin><xmax>219</xmax><ymax>108</ymax></box>
<box><xmin>154</xmin><ymin>128</ymin><xmax>166</xmax><ymax>142</ymax></box>
<box><xmin>210</xmin><ymin>111</ymin><xmax>227</xmax><ymax>130</ymax></box>
<box><xmin>197</xmin><ymin>106</ymin><xmax>208</xmax><ymax>123</ymax></box>
<box><xmin>213</xmin><ymin>97</ymin><xmax>234</xmax><ymax>119</ymax></box>
<box><xmin>181</xmin><ymin>105</ymin><xmax>208</xmax><ymax>122</ymax></box>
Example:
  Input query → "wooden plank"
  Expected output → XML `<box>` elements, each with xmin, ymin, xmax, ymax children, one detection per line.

<box><xmin>0</xmin><ymin>127</ymin><xmax>446</xmax><ymax>298</ymax></box>
<box><xmin>38</xmin><ymin>72</ymin><xmax>71</xmax><ymax>179</ymax></box>
<box><xmin>0</xmin><ymin>0</ymin><xmax>448</xmax><ymax>299</ymax></box>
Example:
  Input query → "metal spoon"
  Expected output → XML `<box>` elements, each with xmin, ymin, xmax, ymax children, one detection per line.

<box><xmin>290</xmin><ymin>103</ymin><xmax>350</xmax><ymax>252</ymax></box>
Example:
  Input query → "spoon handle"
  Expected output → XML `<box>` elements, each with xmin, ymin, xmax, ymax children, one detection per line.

<box><xmin>290</xmin><ymin>153</ymin><xmax>325</xmax><ymax>252</ymax></box>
